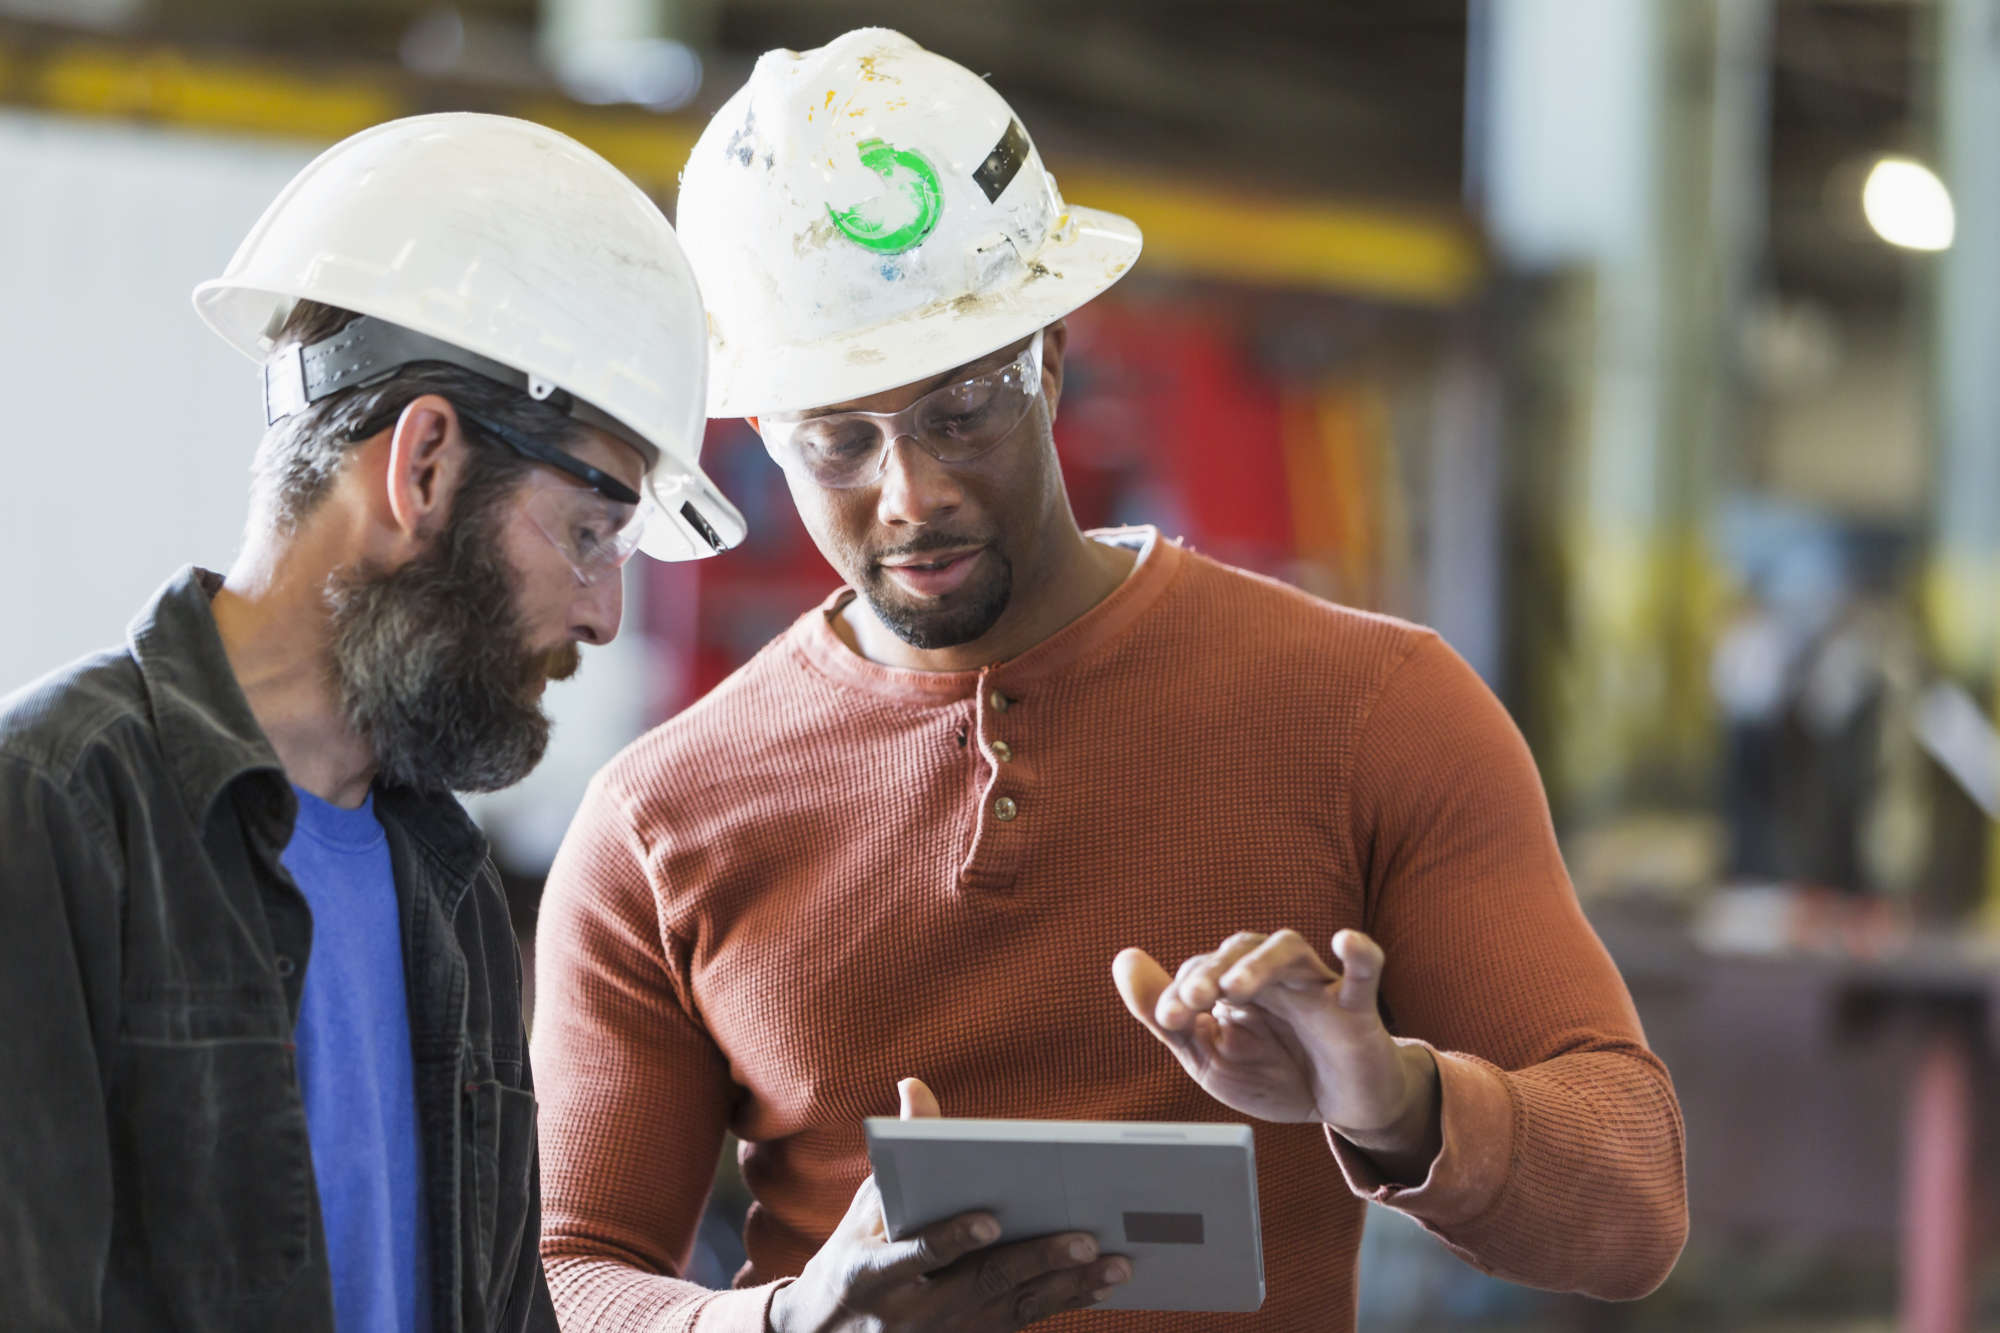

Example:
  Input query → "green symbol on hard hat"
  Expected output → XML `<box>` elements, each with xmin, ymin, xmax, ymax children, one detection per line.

<box><xmin>827</xmin><ymin>138</ymin><xmax>942</xmax><ymax>255</ymax></box>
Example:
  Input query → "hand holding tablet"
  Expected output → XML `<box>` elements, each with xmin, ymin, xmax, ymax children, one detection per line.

<box><xmin>768</xmin><ymin>1080</ymin><xmax>1132</xmax><ymax>1333</ymax></box>
<box><xmin>866</xmin><ymin>1112</ymin><xmax>1265</xmax><ymax>1313</ymax></box>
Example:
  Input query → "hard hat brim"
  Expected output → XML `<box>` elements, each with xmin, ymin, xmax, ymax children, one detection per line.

<box><xmin>636</xmin><ymin>465</ymin><xmax>748</xmax><ymax>561</ymax></box>
<box><xmin>706</xmin><ymin>205</ymin><xmax>1143</xmax><ymax>419</ymax></box>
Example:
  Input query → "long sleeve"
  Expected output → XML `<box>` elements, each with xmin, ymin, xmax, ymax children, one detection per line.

<box><xmin>532</xmin><ymin>772</ymin><xmax>785</xmax><ymax>1333</ymax></box>
<box><xmin>1330</xmin><ymin>633</ymin><xmax>1688</xmax><ymax>1299</ymax></box>
<box><xmin>0</xmin><ymin>753</ymin><xmax>118</xmax><ymax>1329</ymax></box>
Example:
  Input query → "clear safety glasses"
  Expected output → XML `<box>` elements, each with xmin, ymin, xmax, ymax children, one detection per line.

<box><xmin>758</xmin><ymin>330</ymin><xmax>1045</xmax><ymax>489</ymax></box>
<box><xmin>349</xmin><ymin>402</ymin><xmax>652</xmax><ymax>586</ymax></box>
<box><xmin>515</xmin><ymin>469</ymin><xmax>652</xmax><ymax>587</ymax></box>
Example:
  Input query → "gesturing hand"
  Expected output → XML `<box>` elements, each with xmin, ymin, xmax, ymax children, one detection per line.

<box><xmin>1112</xmin><ymin>930</ymin><xmax>1441</xmax><ymax>1182</ymax></box>
<box><xmin>767</xmin><ymin>1079</ymin><xmax>1131</xmax><ymax>1333</ymax></box>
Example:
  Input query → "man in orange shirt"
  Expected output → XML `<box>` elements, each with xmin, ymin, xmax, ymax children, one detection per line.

<box><xmin>532</xmin><ymin>28</ymin><xmax>1688</xmax><ymax>1333</ymax></box>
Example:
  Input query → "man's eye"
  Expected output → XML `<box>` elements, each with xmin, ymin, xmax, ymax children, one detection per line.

<box><xmin>930</xmin><ymin>411</ymin><xmax>984</xmax><ymax>440</ymax></box>
<box><xmin>796</xmin><ymin>422</ymin><xmax>878</xmax><ymax>461</ymax></box>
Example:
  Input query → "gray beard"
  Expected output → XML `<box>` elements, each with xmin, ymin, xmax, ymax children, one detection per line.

<box><xmin>322</xmin><ymin>497</ymin><xmax>562</xmax><ymax>795</ymax></box>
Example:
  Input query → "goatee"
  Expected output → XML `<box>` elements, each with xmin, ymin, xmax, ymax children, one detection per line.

<box><xmin>864</xmin><ymin>540</ymin><xmax>1013</xmax><ymax>650</ymax></box>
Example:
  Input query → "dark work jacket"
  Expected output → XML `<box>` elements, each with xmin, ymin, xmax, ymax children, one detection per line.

<box><xmin>0</xmin><ymin>567</ymin><xmax>554</xmax><ymax>1332</ymax></box>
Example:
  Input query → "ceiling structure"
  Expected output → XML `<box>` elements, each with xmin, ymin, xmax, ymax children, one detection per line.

<box><xmin>0</xmin><ymin>0</ymin><xmax>1942</xmax><ymax>306</ymax></box>
<box><xmin>1769</xmin><ymin>0</ymin><xmax>1931</xmax><ymax>307</ymax></box>
<box><xmin>72</xmin><ymin>0</ymin><xmax>1469</xmax><ymax>206</ymax></box>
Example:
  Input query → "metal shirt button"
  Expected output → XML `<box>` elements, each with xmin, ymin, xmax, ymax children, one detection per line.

<box><xmin>994</xmin><ymin>796</ymin><xmax>1019</xmax><ymax>821</ymax></box>
<box><xmin>989</xmin><ymin>690</ymin><xmax>1010</xmax><ymax>713</ymax></box>
<box><xmin>990</xmin><ymin>740</ymin><xmax>1014</xmax><ymax>762</ymax></box>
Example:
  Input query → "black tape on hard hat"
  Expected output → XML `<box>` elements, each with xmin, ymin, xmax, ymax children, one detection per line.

<box><xmin>972</xmin><ymin>120</ymin><xmax>1030</xmax><ymax>204</ymax></box>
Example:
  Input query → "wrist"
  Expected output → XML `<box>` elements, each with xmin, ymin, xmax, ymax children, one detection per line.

<box><xmin>1335</xmin><ymin>1045</ymin><xmax>1441</xmax><ymax>1180</ymax></box>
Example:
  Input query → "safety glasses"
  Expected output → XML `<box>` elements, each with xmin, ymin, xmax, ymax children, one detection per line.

<box><xmin>349</xmin><ymin>402</ymin><xmax>650</xmax><ymax>585</ymax></box>
<box><xmin>514</xmin><ymin>469</ymin><xmax>651</xmax><ymax>587</ymax></box>
<box><xmin>758</xmin><ymin>330</ymin><xmax>1045</xmax><ymax>489</ymax></box>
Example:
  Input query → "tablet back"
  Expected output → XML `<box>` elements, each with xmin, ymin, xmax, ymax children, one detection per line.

<box><xmin>864</xmin><ymin>1118</ymin><xmax>1264</xmax><ymax>1313</ymax></box>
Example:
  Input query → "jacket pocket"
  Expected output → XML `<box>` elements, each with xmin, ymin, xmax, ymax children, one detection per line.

<box><xmin>113</xmin><ymin>1005</ymin><xmax>313</xmax><ymax>1304</ymax></box>
<box><xmin>464</xmin><ymin>1076</ymin><xmax>537</xmax><ymax>1326</ymax></box>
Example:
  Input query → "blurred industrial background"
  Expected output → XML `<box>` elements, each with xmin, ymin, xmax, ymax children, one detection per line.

<box><xmin>6</xmin><ymin>0</ymin><xmax>2000</xmax><ymax>1329</ymax></box>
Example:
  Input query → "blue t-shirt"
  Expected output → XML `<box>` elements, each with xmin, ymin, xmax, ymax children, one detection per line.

<box><xmin>282</xmin><ymin>786</ymin><xmax>430</xmax><ymax>1333</ymax></box>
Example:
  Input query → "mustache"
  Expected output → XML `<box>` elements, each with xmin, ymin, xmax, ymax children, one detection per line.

<box><xmin>873</xmin><ymin>532</ymin><xmax>989</xmax><ymax>563</ymax></box>
<box><xmin>541</xmin><ymin>643</ymin><xmax>583</xmax><ymax>685</ymax></box>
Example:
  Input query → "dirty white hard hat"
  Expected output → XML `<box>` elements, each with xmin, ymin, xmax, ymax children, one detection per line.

<box><xmin>194</xmin><ymin>112</ymin><xmax>746</xmax><ymax>561</ymax></box>
<box><xmin>677</xmin><ymin>28</ymin><xmax>1144</xmax><ymax>419</ymax></box>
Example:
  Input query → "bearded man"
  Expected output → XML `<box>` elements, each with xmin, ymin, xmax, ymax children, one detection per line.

<box><xmin>0</xmin><ymin>113</ymin><xmax>742</xmax><ymax>1333</ymax></box>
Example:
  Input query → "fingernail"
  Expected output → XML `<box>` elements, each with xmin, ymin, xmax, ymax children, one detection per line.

<box><xmin>970</xmin><ymin>1218</ymin><xmax>1000</xmax><ymax>1244</ymax></box>
<box><xmin>1068</xmin><ymin>1237</ymin><xmax>1096</xmax><ymax>1262</ymax></box>
<box><xmin>1092</xmin><ymin>1287</ymin><xmax>1117</xmax><ymax>1302</ymax></box>
<box><xmin>1103</xmin><ymin>1260</ymin><xmax>1132</xmax><ymax>1283</ymax></box>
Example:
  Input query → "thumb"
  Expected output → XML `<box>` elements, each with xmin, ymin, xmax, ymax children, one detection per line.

<box><xmin>898</xmin><ymin>1076</ymin><xmax>942</xmax><ymax>1120</ymax></box>
<box><xmin>1112</xmin><ymin>947</ymin><xmax>1183</xmax><ymax>1044</ymax></box>
<box><xmin>1330</xmin><ymin>929</ymin><xmax>1387</xmax><ymax>1015</ymax></box>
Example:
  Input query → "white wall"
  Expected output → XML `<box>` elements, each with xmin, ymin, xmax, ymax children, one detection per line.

<box><xmin>0</xmin><ymin>112</ymin><xmax>651</xmax><ymax>872</ymax></box>
<box><xmin>0</xmin><ymin>112</ymin><xmax>312</xmax><ymax>685</ymax></box>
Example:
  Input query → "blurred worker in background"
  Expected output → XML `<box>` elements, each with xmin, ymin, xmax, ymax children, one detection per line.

<box><xmin>0</xmin><ymin>113</ymin><xmax>742</xmax><ymax>1333</ymax></box>
<box><xmin>533</xmin><ymin>28</ymin><xmax>1687</xmax><ymax>1333</ymax></box>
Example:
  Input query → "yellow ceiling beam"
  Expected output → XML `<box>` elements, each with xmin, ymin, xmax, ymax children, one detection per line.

<box><xmin>0</xmin><ymin>34</ymin><xmax>1482</xmax><ymax>304</ymax></box>
<box><xmin>31</xmin><ymin>44</ymin><xmax>398</xmax><ymax>142</ymax></box>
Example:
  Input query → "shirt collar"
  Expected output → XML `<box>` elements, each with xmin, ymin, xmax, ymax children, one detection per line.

<box><xmin>125</xmin><ymin>567</ymin><xmax>491</xmax><ymax>881</ymax></box>
<box><xmin>126</xmin><ymin>566</ymin><xmax>287</xmax><ymax>821</ymax></box>
<box><xmin>790</xmin><ymin>525</ymin><xmax>1184</xmax><ymax>705</ymax></box>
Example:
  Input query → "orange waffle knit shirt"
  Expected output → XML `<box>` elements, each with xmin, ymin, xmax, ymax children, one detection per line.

<box><xmin>533</xmin><ymin>529</ymin><xmax>1688</xmax><ymax>1332</ymax></box>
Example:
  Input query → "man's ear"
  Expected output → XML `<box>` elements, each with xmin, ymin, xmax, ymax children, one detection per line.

<box><xmin>1040</xmin><ymin>319</ymin><xmax>1069</xmax><ymax>423</ymax></box>
<box><xmin>383</xmin><ymin>394</ymin><xmax>470</xmax><ymax>544</ymax></box>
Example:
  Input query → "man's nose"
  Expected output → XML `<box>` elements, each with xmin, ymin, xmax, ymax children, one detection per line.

<box><xmin>571</xmin><ymin>566</ymin><xmax>624</xmax><ymax>646</ymax></box>
<box><xmin>874</xmin><ymin>435</ymin><xmax>964</xmax><ymax>526</ymax></box>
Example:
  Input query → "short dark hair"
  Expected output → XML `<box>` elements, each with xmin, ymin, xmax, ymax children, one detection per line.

<box><xmin>249</xmin><ymin>300</ymin><xmax>585</xmax><ymax>531</ymax></box>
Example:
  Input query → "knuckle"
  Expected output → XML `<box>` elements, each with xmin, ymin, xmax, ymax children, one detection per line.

<box><xmin>1224</xmin><ymin>930</ymin><xmax>1264</xmax><ymax>950</ymax></box>
<box><xmin>840</xmin><ymin>1252</ymin><xmax>878</xmax><ymax>1295</ymax></box>
<box><xmin>973</xmin><ymin>1252</ymin><xmax>1017</xmax><ymax>1301</ymax></box>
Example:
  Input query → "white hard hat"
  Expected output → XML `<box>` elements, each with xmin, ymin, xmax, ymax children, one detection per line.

<box><xmin>194</xmin><ymin>112</ymin><xmax>745</xmax><ymax>561</ymax></box>
<box><xmin>678</xmin><ymin>28</ymin><xmax>1144</xmax><ymax>418</ymax></box>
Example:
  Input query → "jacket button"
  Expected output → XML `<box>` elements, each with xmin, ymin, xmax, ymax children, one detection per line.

<box><xmin>994</xmin><ymin>796</ymin><xmax>1018</xmax><ymax>822</ymax></box>
<box><xmin>990</xmin><ymin>740</ymin><xmax>1013</xmax><ymax>762</ymax></box>
<box><xmin>989</xmin><ymin>690</ymin><xmax>1010</xmax><ymax>713</ymax></box>
<box><xmin>274</xmin><ymin>954</ymin><xmax>297</xmax><ymax>978</ymax></box>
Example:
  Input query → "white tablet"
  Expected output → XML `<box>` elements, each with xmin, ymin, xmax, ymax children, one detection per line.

<box><xmin>863</xmin><ymin>1117</ymin><xmax>1264</xmax><ymax>1313</ymax></box>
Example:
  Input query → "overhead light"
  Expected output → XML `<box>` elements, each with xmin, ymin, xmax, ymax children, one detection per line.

<box><xmin>551</xmin><ymin>38</ymin><xmax>702</xmax><ymax>113</ymax></box>
<box><xmin>1862</xmin><ymin>156</ymin><xmax>1954</xmax><ymax>252</ymax></box>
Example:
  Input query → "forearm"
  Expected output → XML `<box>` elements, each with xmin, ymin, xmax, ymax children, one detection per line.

<box><xmin>543</xmin><ymin>1252</ymin><xmax>786</xmax><ymax>1333</ymax></box>
<box><xmin>1329</xmin><ymin>1044</ymin><xmax>1688</xmax><ymax>1300</ymax></box>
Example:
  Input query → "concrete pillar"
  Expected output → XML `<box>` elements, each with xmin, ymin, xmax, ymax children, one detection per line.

<box><xmin>1474</xmin><ymin>0</ymin><xmax>1769</xmax><ymax>817</ymax></box>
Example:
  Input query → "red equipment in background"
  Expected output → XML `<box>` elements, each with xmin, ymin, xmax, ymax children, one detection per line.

<box><xmin>641</xmin><ymin>292</ymin><xmax>1406</xmax><ymax>725</ymax></box>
